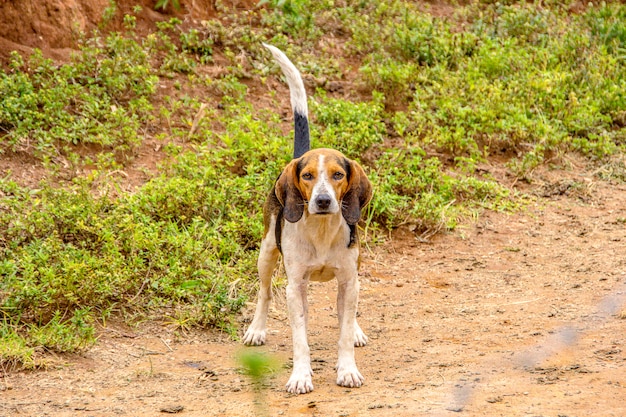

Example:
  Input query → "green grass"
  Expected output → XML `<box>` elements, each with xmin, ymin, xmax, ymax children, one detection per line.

<box><xmin>1</xmin><ymin>0</ymin><xmax>626</xmax><ymax>369</ymax></box>
<box><xmin>0</xmin><ymin>37</ymin><xmax>157</xmax><ymax>164</ymax></box>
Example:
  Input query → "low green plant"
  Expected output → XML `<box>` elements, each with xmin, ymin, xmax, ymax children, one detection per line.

<box><xmin>99</xmin><ymin>0</ymin><xmax>118</xmax><ymax>29</ymax></box>
<box><xmin>311</xmin><ymin>91</ymin><xmax>386</xmax><ymax>156</ymax></box>
<box><xmin>237</xmin><ymin>350</ymin><xmax>282</xmax><ymax>416</ymax></box>
<box><xmin>368</xmin><ymin>147</ymin><xmax>507</xmax><ymax>232</ymax></box>
<box><xmin>354</xmin><ymin>2</ymin><xmax>626</xmax><ymax>178</ymax></box>
<box><xmin>0</xmin><ymin>320</ymin><xmax>38</xmax><ymax>371</ymax></box>
<box><xmin>0</xmin><ymin>96</ymin><xmax>291</xmax><ymax>364</ymax></box>
<box><xmin>258</xmin><ymin>0</ymin><xmax>317</xmax><ymax>38</ymax></box>
<box><xmin>28</xmin><ymin>309</ymin><xmax>96</xmax><ymax>352</ymax></box>
<box><xmin>0</xmin><ymin>33</ymin><xmax>156</xmax><ymax>164</ymax></box>
<box><xmin>155</xmin><ymin>0</ymin><xmax>181</xmax><ymax>12</ymax></box>
<box><xmin>0</xmin><ymin>170</ymin><xmax>253</xmax><ymax>357</ymax></box>
<box><xmin>586</xmin><ymin>3</ymin><xmax>626</xmax><ymax>55</ymax></box>
<box><xmin>180</xmin><ymin>29</ymin><xmax>214</xmax><ymax>63</ymax></box>
<box><xmin>360</xmin><ymin>57</ymin><xmax>420</xmax><ymax>104</ymax></box>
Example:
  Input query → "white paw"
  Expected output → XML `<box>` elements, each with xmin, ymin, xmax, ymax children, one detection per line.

<box><xmin>354</xmin><ymin>328</ymin><xmax>368</xmax><ymax>347</ymax></box>
<box><xmin>336</xmin><ymin>366</ymin><xmax>364</xmax><ymax>388</ymax></box>
<box><xmin>286</xmin><ymin>369</ymin><xmax>314</xmax><ymax>394</ymax></box>
<box><xmin>242</xmin><ymin>328</ymin><xmax>266</xmax><ymax>346</ymax></box>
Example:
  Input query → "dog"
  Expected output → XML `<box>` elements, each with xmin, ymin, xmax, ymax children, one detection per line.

<box><xmin>242</xmin><ymin>44</ymin><xmax>373</xmax><ymax>394</ymax></box>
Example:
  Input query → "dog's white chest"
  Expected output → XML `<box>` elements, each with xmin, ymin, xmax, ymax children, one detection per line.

<box><xmin>281</xmin><ymin>215</ymin><xmax>356</xmax><ymax>282</ymax></box>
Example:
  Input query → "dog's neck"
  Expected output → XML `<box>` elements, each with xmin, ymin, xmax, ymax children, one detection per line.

<box><xmin>298</xmin><ymin>211</ymin><xmax>349</xmax><ymax>249</ymax></box>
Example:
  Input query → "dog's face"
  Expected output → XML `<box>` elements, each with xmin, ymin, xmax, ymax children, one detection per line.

<box><xmin>275</xmin><ymin>148</ymin><xmax>372</xmax><ymax>225</ymax></box>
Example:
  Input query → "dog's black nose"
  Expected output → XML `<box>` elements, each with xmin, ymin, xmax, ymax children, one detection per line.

<box><xmin>315</xmin><ymin>194</ymin><xmax>332</xmax><ymax>210</ymax></box>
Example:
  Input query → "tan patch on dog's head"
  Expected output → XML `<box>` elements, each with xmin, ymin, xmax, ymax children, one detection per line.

<box><xmin>275</xmin><ymin>149</ymin><xmax>372</xmax><ymax>224</ymax></box>
<box><xmin>296</xmin><ymin>149</ymin><xmax>350</xmax><ymax>202</ymax></box>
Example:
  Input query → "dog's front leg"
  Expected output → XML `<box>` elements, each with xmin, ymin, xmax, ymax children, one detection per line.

<box><xmin>336</xmin><ymin>274</ymin><xmax>364</xmax><ymax>388</ymax></box>
<box><xmin>285</xmin><ymin>276</ymin><xmax>314</xmax><ymax>394</ymax></box>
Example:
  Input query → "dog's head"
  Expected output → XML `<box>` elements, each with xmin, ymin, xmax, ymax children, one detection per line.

<box><xmin>275</xmin><ymin>148</ymin><xmax>372</xmax><ymax>225</ymax></box>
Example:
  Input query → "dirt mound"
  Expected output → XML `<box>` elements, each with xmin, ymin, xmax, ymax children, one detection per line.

<box><xmin>0</xmin><ymin>0</ymin><xmax>226</xmax><ymax>64</ymax></box>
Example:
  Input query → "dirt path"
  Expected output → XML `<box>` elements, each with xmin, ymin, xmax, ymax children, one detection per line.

<box><xmin>2</xmin><ymin>170</ymin><xmax>625</xmax><ymax>416</ymax></box>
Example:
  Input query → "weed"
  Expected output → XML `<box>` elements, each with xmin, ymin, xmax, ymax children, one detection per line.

<box><xmin>594</xmin><ymin>157</ymin><xmax>626</xmax><ymax>183</ymax></box>
<box><xmin>237</xmin><ymin>349</ymin><xmax>281</xmax><ymax>416</ymax></box>
<box><xmin>368</xmin><ymin>147</ymin><xmax>507</xmax><ymax>233</ymax></box>
<box><xmin>259</xmin><ymin>0</ymin><xmax>317</xmax><ymax>38</ymax></box>
<box><xmin>0</xmin><ymin>34</ymin><xmax>156</xmax><ymax>164</ymax></box>
<box><xmin>586</xmin><ymin>3</ymin><xmax>626</xmax><ymax>55</ymax></box>
<box><xmin>180</xmin><ymin>29</ymin><xmax>214</xmax><ymax>63</ymax></box>
<box><xmin>311</xmin><ymin>91</ymin><xmax>386</xmax><ymax>157</ymax></box>
<box><xmin>0</xmin><ymin>322</ymin><xmax>38</xmax><ymax>371</ymax></box>
<box><xmin>155</xmin><ymin>0</ymin><xmax>181</xmax><ymax>12</ymax></box>
<box><xmin>100</xmin><ymin>0</ymin><xmax>118</xmax><ymax>29</ymax></box>
<box><xmin>29</xmin><ymin>309</ymin><xmax>96</xmax><ymax>352</ymax></box>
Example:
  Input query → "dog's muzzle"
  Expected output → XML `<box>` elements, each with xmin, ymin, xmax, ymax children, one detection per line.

<box><xmin>315</xmin><ymin>194</ymin><xmax>332</xmax><ymax>212</ymax></box>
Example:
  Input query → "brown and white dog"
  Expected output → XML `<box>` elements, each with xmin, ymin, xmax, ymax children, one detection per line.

<box><xmin>242</xmin><ymin>44</ymin><xmax>373</xmax><ymax>394</ymax></box>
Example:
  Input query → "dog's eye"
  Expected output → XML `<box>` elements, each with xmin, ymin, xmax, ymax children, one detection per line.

<box><xmin>301</xmin><ymin>172</ymin><xmax>314</xmax><ymax>181</ymax></box>
<box><xmin>332</xmin><ymin>172</ymin><xmax>345</xmax><ymax>181</ymax></box>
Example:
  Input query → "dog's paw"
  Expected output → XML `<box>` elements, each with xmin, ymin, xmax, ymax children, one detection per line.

<box><xmin>354</xmin><ymin>328</ymin><xmax>368</xmax><ymax>347</ymax></box>
<box><xmin>242</xmin><ymin>328</ymin><xmax>266</xmax><ymax>346</ymax></box>
<box><xmin>336</xmin><ymin>366</ymin><xmax>364</xmax><ymax>388</ymax></box>
<box><xmin>286</xmin><ymin>369</ymin><xmax>314</xmax><ymax>394</ymax></box>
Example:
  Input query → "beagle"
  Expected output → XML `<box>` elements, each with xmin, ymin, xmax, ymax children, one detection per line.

<box><xmin>242</xmin><ymin>44</ymin><xmax>373</xmax><ymax>394</ymax></box>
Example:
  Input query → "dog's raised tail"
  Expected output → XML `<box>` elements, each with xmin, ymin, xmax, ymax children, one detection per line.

<box><xmin>262</xmin><ymin>43</ymin><xmax>310</xmax><ymax>159</ymax></box>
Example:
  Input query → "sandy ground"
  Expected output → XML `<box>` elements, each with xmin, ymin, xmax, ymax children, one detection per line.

<box><xmin>1</xmin><ymin>168</ymin><xmax>625</xmax><ymax>417</ymax></box>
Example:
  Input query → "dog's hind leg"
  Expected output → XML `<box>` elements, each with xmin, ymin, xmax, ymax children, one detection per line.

<box><xmin>353</xmin><ymin>320</ymin><xmax>368</xmax><ymax>347</ymax></box>
<box><xmin>242</xmin><ymin>233</ymin><xmax>279</xmax><ymax>346</ymax></box>
<box><xmin>335</xmin><ymin>274</ymin><xmax>364</xmax><ymax>388</ymax></box>
<box><xmin>337</xmin><ymin>277</ymin><xmax>368</xmax><ymax>347</ymax></box>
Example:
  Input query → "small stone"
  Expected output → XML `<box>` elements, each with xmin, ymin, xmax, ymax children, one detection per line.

<box><xmin>160</xmin><ymin>405</ymin><xmax>184</xmax><ymax>414</ymax></box>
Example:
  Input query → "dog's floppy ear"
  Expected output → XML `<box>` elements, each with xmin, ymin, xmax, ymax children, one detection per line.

<box><xmin>341</xmin><ymin>160</ymin><xmax>373</xmax><ymax>225</ymax></box>
<box><xmin>275</xmin><ymin>160</ymin><xmax>304</xmax><ymax>223</ymax></box>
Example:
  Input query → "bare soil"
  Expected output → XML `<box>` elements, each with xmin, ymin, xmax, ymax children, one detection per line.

<box><xmin>1</xmin><ymin>1</ymin><xmax>625</xmax><ymax>416</ymax></box>
<box><xmin>1</xmin><ymin>167</ymin><xmax>625</xmax><ymax>416</ymax></box>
